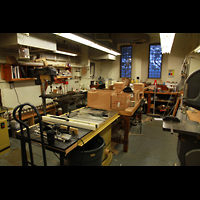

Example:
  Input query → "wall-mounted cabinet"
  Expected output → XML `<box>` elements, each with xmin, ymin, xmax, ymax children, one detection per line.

<box><xmin>1</xmin><ymin>64</ymin><xmax>36</xmax><ymax>82</ymax></box>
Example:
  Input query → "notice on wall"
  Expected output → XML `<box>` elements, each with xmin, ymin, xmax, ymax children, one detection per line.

<box><xmin>168</xmin><ymin>69</ymin><xmax>175</xmax><ymax>78</ymax></box>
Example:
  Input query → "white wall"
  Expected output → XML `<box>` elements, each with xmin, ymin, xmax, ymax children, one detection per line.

<box><xmin>79</xmin><ymin>60</ymin><xmax>102</xmax><ymax>88</ymax></box>
<box><xmin>98</xmin><ymin>33</ymin><xmax>200</xmax><ymax>85</ymax></box>
<box><xmin>0</xmin><ymin>78</ymin><xmax>44</xmax><ymax>108</ymax></box>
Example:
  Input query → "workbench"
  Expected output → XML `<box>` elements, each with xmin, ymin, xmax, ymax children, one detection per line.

<box><xmin>15</xmin><ymin>107</ymin><xmax>119</xmax><ymax>166</ymax></box>
<box><xmin>113</xmin><ymin>99</ymin><xmax>142</xmax><ymax>152</ymax></box>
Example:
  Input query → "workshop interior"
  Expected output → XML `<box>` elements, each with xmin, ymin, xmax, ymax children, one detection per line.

<box><xmin>1</xmin><ymin>33</ymin><xmax>200</xmax><ymax>166</ymax></box>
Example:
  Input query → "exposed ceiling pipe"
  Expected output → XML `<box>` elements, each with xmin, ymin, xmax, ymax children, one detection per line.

<box><xmin>95</xmin><ymin>33</ymin><xmax>113</xmax><ymax>43</ymax></box>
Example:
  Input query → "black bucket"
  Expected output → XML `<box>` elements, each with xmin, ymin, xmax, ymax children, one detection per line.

<box><xmin>67</xmin><ymin>135</ymin><xmax>105</xmax><ymax>166</ymax></box>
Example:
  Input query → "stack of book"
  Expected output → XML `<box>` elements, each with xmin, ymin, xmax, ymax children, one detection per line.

<box><xmin>11</xmin><ymin>66</ymin><xmax>26</xmax><ymax>79</ymax></box>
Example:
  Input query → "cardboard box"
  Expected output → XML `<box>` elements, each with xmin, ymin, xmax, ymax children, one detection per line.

<box><xmin>87</xmin><ymin>90</ymin><xmax>114</xmax><ymax>110</ymax></box>
<box><xmin>134</xmin><ymin>83</ymin><xmax>144</xmax><ymax>92</ymax></box>
<box><xmin>114</xmin><ymin>82</ymin><xmax>125</xmax><ymax>93</ymax></box>
<box><xmin>130</xmin><ymin>90</ymin><xmax>140</xmax><ymax>104</ymax></box>
<box><xmin>111</xmin><ymin>92</ymin><xmax>131</xmax><ymax>111</ymax></box>
<box><xmin>134</xmin><ymin>83</ymin><xmax>145</xmax><ymax>98</ymax></box>
<box><xmin>122</xmin><ymin>77</ymin><xmax>131</xmax><ymax>86</ymax></box>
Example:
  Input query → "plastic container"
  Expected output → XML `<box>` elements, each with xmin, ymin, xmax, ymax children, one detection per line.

<box><xmin>67</xmin><ymin>135</ymin><xmax>105</xmax><ymax>166</ymax></box>
<box><xmin>58</xmin><ymin>107</ymin><xmax>62</xmax><ymax>115</ymax></box>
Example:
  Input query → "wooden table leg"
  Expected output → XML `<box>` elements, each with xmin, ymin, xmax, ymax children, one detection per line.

<box><xmin>147</xmin><ymin>93</ymin><xmax>151</xmax><ymax>114</ymax></box>
<box><xmin>123</xmin><ymin>116</ymin><xmax>130</xmax><ymax>152</ymax></box>
<box><xmin>60</xmin><ymin>152</ymin><xmax>65</xmax><ymax>166</ymax></box>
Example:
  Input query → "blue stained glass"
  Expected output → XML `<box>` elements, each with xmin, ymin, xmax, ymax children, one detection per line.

<box><xmin>148</xmin><ymin>44</ymin><xmax>162</xmax><ymax>78</ymax></box>
<box><xmin>120</xmin><ymin>46</ymin><xmax>132</xmax><ymax>78</ymax></box>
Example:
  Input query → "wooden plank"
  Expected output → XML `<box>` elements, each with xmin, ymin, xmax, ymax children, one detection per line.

<box><xmin>60</xmin><ymin>125</ymin><xmax>78</xmax><ymax>135</ymax></box>
<box><xmin>65</xmin><ymin>142</ymin><xmax>78</xmax><ymax>154</ymax></box>
<box><xmin>187</xmin><ymin>109</ymin><xmax>200</xmax><ymax>124</ymax></box>
<box><xmin>28</xmin><ymin>116</ymin><xmax>35</xmax><ymax>126</ymax></box>
<box><xmin>173</xmin><ymin>97</ymin><xmax>181</xmax><ymax>117</ymax></box>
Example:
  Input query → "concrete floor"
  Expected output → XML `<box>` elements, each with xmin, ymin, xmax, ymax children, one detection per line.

<box><xmin>0</xmin><ymin>114</ymin><xmax>180</xmax><ymax>166</ymax></box>
<box><xmin>110</xmin><ymin>115</ymin><xmax>180</xmax><ymax>166</ymax></box>
<box><xmin>0</xmin><ymin>137</ymin><xmax>61</xmax><ymax>166</ymax></box>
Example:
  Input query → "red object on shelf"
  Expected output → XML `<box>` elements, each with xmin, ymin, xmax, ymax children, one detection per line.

<box><xmin>154</xmin><ymin>80</ymin><xmax>157</xmax><ymax>85</ymax></box>
<box><xmin>63</xmin><ymin>81</ymin><xmax>68</xmax><ymax>85</ymax></box>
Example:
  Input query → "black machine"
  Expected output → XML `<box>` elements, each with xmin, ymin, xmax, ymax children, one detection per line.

<box><xmin>163</xmin><ymin>69</ymin><xmax>200</xmax><ymax>166</ymax></box>
<box><xmin>34</xmin><ymin>66</ymin><xmax>57</xmax><ymax>85</ymax></box>
<box><xmin>34</xmin><ymin>66</ymin><xmax>57</xmax><ymax>115</ymax></box>
<box><xmin>183</xmin><ymin>69</ymin><xmax>200</xmax><ymax>110</ymax></box>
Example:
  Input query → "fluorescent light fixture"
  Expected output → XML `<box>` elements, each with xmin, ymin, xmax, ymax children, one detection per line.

<box><xmin>193</xmin><ymin>45</ymin><xmax>200</xmax><ymax>53</ymax></box>
<box><xmin>54</xmin><ymin>50</ymin><xmax>77</xmax><ymax>56</ymax></box>
<box><xmin>53</xmin><ymin>33</ymin><xmax>121</xmax><ymax>56</ymax></box>
<box><xmin>160</xmin><ymin>33</ymin><xmax>175</xmax><ymax>54</ymax></box>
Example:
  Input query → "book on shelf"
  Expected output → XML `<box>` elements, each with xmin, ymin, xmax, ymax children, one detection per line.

<box><xmin>11</xmin><ymin>65</ymin><xmax>27</xmax><ymax>79</ymax></box>
<box><xmin>20</xmin><ymin>66</ymin><xmax>26</xmax><ymax>78</ymax></box>
<box><xmin>11</xmin><ymin>66</ymin><xmax>21</xmax><ymax>79</ymax></box>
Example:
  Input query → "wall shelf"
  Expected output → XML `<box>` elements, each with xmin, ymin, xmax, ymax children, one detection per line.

<box><xmin>11</xmin><ymin>78</ymin><xmax>36</xmax><ymax>82</ymax></box>
<box><xmin>56</xmin><ymin>76</ymin><xmax>72</xmax><ymax>79</ymax></box>
<box><xmin>1</xmin><ymin>64</ymin><xmax>36</xmax><ymax>82</ymax></box>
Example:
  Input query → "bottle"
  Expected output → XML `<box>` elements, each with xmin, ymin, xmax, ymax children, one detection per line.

<box><xmin>58</xmin><ymin>107</ymin><xmax>62</xmax><ymax>115</ymax></box>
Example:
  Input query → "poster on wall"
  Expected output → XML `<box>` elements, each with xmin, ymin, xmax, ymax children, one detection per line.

<box><xmin>168</xmin><ymin>69</ymin><xmax>175</xmax><ymax>78</ymax></box>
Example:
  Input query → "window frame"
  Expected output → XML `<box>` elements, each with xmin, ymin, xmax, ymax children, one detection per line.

<box><xmin>148</xmin><ymin>43</ymin><xmax>163</xmax><ymax>79</ymax></box>
<box><xmin>120</xmin><ymin>45</ymin><xmax>132</xmax><ymax>78</ymax></box>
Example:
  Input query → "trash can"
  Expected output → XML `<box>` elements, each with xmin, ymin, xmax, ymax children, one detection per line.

<box><xmin>67</xmin><ymin>135</ymin><xmax>105</xmax><ymax>166</ymax></box>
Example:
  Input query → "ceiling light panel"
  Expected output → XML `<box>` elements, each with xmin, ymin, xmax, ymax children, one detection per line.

<box><xmin>53</xmin><ymin>33</ymin><xmax>121</xmax><ymax>56</ymax></box>
<box><xmin>160</xmin><ymin>33</ymin><xmax>175</xmax><ymax>54</ymax></box>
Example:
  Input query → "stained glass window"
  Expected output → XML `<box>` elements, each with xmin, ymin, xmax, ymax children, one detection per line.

<box><xmin>148</xmin><ymin>44</ymin><xmax>162</xmax><ymax>78</ymax></box>
<box><xmin>120</xmin><ymin>46</ymin><xmax>132</xmax><ymax>78</ymax></box>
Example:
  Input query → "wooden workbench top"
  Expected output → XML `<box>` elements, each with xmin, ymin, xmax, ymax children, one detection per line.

<box><xmin>119</xmin><ymin>99</ymin><xmax>141</xmax><ymax>116</ymax></box>
<box><xmin>145</xmin><ymin>91</ymin><xmax>179</xmax><ymax>95</ymax></box>
<box><xmin>187</xmin><ymin>108</ymin><xmax>200</xmax><ymax>124</ymax></box>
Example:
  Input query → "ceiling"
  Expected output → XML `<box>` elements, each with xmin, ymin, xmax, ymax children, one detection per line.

<box><xmin>0</xmin><ymin>33</ymin><xmax>161</xmax><ymax>61</ymax></box>
<box><xmin>81</xmin><ymin>33</ymin><xmax>160</xmax><ymax>50</ymax></box>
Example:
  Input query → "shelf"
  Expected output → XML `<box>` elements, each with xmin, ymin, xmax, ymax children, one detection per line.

<box><xmin>1</xmin><ymin>64</ymin><xmax>35</xmax><ymax>82</ymax></box>
<box><xmin>56</xmin><ymin>76</ymin><xmax>72</xmax><ymax>79</ymax></box>
<box><xmin>11</xmin><ymin>78</ymin><xmax>36</xmax><ymax>82</ymax></box>
<box><xmin>53</xmin><ymin>66</ymin><xmax>72</xmax><ymax>69</ymax></box>
<box><xmin>155</xmin><ymin>100</ymin><xmax>173</xmax><ymax>103</ymax></box>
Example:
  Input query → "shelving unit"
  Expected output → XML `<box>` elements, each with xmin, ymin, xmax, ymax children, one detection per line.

<box><xmin>144</xmin><ymin>90</ymin><xmax>179</xmax><ymax>114</ymax></box>
<box><xmin>1</xmin><ymin>64</ymin><xmax>36</xmax><ymax>82</ymax></box>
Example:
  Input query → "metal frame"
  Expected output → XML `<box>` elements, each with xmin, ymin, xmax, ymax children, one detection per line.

<box><xmin>13</xmin><ymin>103</ymin><xmax>47</xmax><ymax>166</ymax></box>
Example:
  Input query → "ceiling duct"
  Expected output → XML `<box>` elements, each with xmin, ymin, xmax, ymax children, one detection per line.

<box><xmin>95</xmin><ymin>33</ymin><xmax>113</xmax><ymax>43</ymax></box>
<box><xmin>0</xmin><ymin>33</ymin><xmax>57</xmax><ymax>52</ymax></box>
<box><xmin>111</xmin><ymin>33</ymin><xmax>150</xmax><ymax>44</ymax></box>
